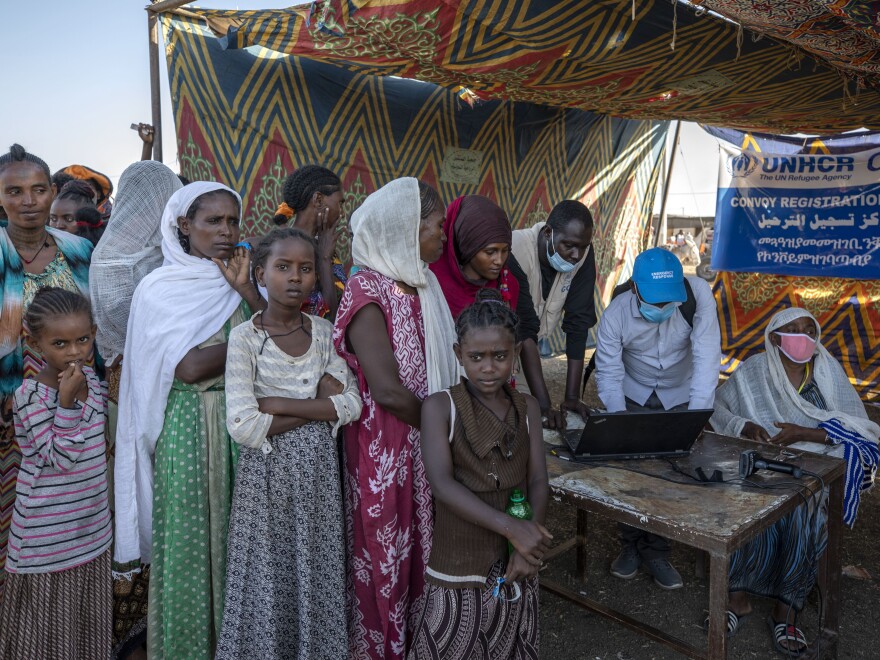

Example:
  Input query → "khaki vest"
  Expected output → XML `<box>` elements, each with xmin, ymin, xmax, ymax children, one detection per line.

<box><xmin>510</xmin><ymin>222</ymin><xmax>588</xmax><ymax>340</ymax></box>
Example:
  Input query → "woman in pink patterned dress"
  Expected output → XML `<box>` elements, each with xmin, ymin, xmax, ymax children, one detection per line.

<box><xmin>333</xmin><ymin>178</ymin><xmax>461</xmax><ymax>659</ymax></box>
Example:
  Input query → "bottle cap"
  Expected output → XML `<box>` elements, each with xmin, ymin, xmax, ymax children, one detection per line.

<box><xmin>510</xmin><ymin>488</ymin><xmax>524</xmax><ymax>502</ymax></box>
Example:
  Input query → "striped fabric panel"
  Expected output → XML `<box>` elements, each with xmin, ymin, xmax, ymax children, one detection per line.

<box><xmin>8</xmin><ymin>371</ymin><xmax>110</xmax><ymax>573</ymax></box>
<box><xmin>819</xmin><ymin>418</ymin><xmax>880</xmax><ymax>527</ymax></box>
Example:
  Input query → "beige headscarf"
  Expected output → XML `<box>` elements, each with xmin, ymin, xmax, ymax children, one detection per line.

<box><xmin>350</xmin><ymin>178</ymin><xmax>460</xmax><ymax>393</ymax></box>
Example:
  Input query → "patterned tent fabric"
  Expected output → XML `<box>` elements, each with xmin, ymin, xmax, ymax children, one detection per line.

<box><xmin>714</xmin><ymin>272</ymin><xmax>880</xmax><ymax>400</ymax></box>
<box><xmin>693</xmin><ymin>1</ymin><xmax>880</xmax><ymax>79</ymax></box>
<box><xmin>162</xmin><ymin>13</ymin><xmax>667</xmax><ymax>352</ymax></box>
<box><xmin>706</xmin><ymin>127</ymin><xmax>880</xmax><ymax>400</ymax></box>
<box><xmin>179</xmin><ymin>0</ymin><xmax>880</xmax><ymax>133</ymax></box>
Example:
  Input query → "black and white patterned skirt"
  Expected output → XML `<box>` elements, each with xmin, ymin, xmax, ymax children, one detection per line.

<box><xmin>216</xmin><ymin>421</ymin><xmax>348</xmax><ymax>660</ymax></box>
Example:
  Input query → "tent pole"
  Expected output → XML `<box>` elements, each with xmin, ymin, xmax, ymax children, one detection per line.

<box><xmin>655</xmin><ymin>120</ymin><xmax>681</xmax><ymax>247</ymax></box>
<box><xmin>147</xmin><ymin>0</ymin><xmax>194</xmax><ymax>14</ymax></box>
<box><xmin>148</xmin><ymin>11</ymin><xmax>163</xmax><ymax>162</ymax></box>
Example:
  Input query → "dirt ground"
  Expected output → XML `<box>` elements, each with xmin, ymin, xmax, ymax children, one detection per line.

<box><xmin>537</xmin><ymin>354</ymin><xmax>880</xmax><ymax>659</ymax></box>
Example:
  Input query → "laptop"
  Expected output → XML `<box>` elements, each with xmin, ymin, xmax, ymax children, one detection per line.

<box><xmin>564</xmin><ymin>409</ymin><xmax>714</xmax><ymax>461</ymax></box>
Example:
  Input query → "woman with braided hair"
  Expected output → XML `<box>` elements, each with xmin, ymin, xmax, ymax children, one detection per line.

<box><xmin>281</xmin><ymin>165</ymin><xmax>346</xmax><ymax>318</ymax></box>
<box><xmin>0</xmin><ymin>144</ymin><xmax>94</xmax><ymax>599</ymax></box>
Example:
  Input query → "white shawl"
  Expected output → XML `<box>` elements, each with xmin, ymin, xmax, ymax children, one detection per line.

<box><xmin>350</xmin><ymin>178</ymin><xmax>460</xmax><ymax>393</ymax></box>
<box><xmin>89</xmin><ymin>161</ymin><xmax>183</xmax><ymax>365</ymax></box>
<box><xmin>711</xmin><ymin>307</ymin><xmax>880</xmax><ymax>455</ymax></box>
<box><xmin>113</xmin><ymin>182</ymin><xmax>244</xmax><ymax>571</ymax></box>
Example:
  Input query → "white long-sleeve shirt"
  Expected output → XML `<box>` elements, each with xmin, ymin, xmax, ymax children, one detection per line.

<box><xmin>594</xmin><ymin>276</ymin><xmax>721</xmax><ymax>412</ymax></box>
<box><xmin>225</xmin><ymin>313</ymin><xmax>362</xmax><ymax>450</ymax></box>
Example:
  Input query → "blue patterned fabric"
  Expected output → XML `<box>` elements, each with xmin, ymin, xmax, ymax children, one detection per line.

<box><xmin>820</xmin><ymin>418</ymin><xmax>879</xmax><ymax>527</ymax></box>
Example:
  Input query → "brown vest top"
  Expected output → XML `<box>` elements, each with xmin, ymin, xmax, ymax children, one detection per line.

<box><xmin>426</xmin><ymin>380</ymin><xmax>531</xmax><ymax>589</ymax></box>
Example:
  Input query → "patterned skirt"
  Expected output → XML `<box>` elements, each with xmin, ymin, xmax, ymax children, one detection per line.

<box><xmin>729</xmin><ymin>492</ymin><xmax>829</xmax><ymax>611</ymax></box>
<box><xmin>0</xmin><ymin>548</ymin><xmax>112</xmax><ymax>659</ymax></box>
<box><xmin>407</xmin><ymin>561</ymin><xmax>540</xmax><ymax>660</ymax></box>
<box><xmin>216</xmin><ymin>421</ymin><xmax>348</xmax><ymax>660</ymax></box>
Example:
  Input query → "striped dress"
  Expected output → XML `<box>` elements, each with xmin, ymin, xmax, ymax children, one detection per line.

<box><xmin>0</xmin><ymin>366</ymin><xmax>112</xmax><ymax>658</ymax></box>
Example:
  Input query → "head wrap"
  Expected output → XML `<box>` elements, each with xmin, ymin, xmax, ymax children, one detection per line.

<box><xmin>350</xmin><ymin>178</ymin><xmax>460</xmax><ymax>394</ymax></box>
<box><xmin>452</xmin><ymin>195</ymin><xmax>512</xmax><ymax>265</ymax></box>
<box><xmin>113</xmin><ymin>182</ymin><xmax>243</xmax><ymax>572</ymax></box>
<box><xmin>89</xmin><ymin>161</ymin><xmax>183</xmax><ymax>364</ymax></box>
<box><xmin>61</xmin><ymin>164</ymin><xmax>113</xmax><ymax>203</ymax></box>
<box><xmin>429</xmin><ymin>195</ymin><xmax>519</xmax><ymax>320</ymax></box>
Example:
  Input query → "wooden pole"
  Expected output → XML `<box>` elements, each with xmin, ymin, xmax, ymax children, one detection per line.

<box><xmin>148</xmin><ymin>11</ymin><xmax>163</xmax><ymax>162</ymax></box>
<box><xmin>146</xmin><ymin>0</ymin><xmax>194</xmax><ymax>14</ymax></box>
<box><xmin>655</xmin><ymin>120</ymin><xmax>681</xmax><ymax>247</ymax></box>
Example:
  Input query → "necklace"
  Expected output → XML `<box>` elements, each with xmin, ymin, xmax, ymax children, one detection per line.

<box><xmin>797</xmin><ymin>362</ymin><xmax>811</xmax><ymax>394</ymax></box>
<box><xmin>257</xmin><ymin>311</ymin><xmax>311</xmax><ymax>355</ymax></box>
<box><xmin>13</xmin><ymin>231</ymin><xmax>50</xmax><ymax>265</ymax></box>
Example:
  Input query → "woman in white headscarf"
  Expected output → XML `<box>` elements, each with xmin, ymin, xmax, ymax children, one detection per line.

<box><xmin>710</xmin><ymin>307</ymin><xmax>879</xmax><ymax>654</ymax></box>
<box><xmin>332</xmin><ymin>178</ymin><xmax>460</xmax><ymax>660</ymax></box>
<box><xmin>114</xmin><ymin>182</ymin><xmax>264</xmax><ymax>660</ymax></box>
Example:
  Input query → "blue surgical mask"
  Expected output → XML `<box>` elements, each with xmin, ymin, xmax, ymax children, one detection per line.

<box><xmin>638</xmin><ymin>300</ymin><xmax>676</xmax><ymax>324</ymax></box>
<box><xmin>546</xmin><ymin>230</ymin><xmax>577</xmax><ymax>273</ymax></box>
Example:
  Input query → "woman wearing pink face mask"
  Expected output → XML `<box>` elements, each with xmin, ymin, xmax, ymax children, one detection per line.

<box><xmin>709</xmin><ymin>307</ymin><xmax>879</xmax><ymax>654</ymax></box>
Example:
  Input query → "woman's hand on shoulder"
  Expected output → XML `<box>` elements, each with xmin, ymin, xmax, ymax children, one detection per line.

<box><xmin>771</xmin><ymin>422</ymin><xmax>826</xmax><ymax>446</ymax></box>
<box><xmin>741</xmin><ymin>421</ymin><xmax>771</xmax><ymax>443</ymax></box>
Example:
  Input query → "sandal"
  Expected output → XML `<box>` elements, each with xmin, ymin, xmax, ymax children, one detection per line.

<box><xmin>703</xmin><ymin>610</ymin><xmax>748</xmax><ymax>638</ymax></box>
<box><xmin>767</xmin><ymin>615</ymin><xmax>808</xmax><ymax>656</ymax></box>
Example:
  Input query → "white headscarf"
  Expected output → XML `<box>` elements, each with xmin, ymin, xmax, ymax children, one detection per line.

<box><xmin>113</xmin><ymin>182</ymin><xmax>243</xmax><ymax>571</ymax></box>
<box><xmin>89</xmin><ymin>161</ymin><xmax>183</xmax><ymax>365</ymax></box>
<box><xmin>351</xmin><ymin>178</ymin><xmax>460</xmax><ymax>393</ymax></box>
<box><xmin>711</xmin><ymin>307</ymin><xmax>880</xmax><ymax>450</ymax></box>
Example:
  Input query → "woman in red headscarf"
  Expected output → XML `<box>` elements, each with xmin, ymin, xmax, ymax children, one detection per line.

<box><xmin>429</xmin><ymin>195</ymin><xmax>563</xmax><ymax>427</ymax></box>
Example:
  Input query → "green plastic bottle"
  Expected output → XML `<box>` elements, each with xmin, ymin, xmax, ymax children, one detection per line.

<box><xmin>505</xmin><ymin>488</ymin><xmax>532</xmax><ymax>555</ymax></box>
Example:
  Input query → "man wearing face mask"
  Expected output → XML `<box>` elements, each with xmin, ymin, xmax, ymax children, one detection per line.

<box><xmin>594</xmin><ymin>247</ymin><xmax>721</xmax><ymax>590</ymax></box>
<box><xmin>509</xmin><ymin>200</ymin><xmax>597</xmax><ymax>422</ymax></box>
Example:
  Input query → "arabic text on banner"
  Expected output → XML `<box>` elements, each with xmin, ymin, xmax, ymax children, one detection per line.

<box><xmin>713</xmin><ymin>144</ymin><xmax>880</xmax><ymax>279</ymax></box>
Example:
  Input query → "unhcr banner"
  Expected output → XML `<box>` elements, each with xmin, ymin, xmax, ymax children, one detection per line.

<box><xmin>713</xmin><ymin>144</ymin><xmax>880</xmax><ymax>279</ymax></box>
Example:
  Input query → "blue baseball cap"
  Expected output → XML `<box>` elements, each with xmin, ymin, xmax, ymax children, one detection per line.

<box><xmin>631</xmin><ymin>248</ymin><xmax>686</xmax><ymax>304</ymax></box>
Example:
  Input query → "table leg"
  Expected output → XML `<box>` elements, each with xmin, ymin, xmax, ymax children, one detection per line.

<box><xmin>707</xmin><ymin>553</ymin><xmax>730</xmax><ymax>659</ymax></box>
<box><xmin>576</xmin><ymin>509</ymin><xmax>589</xmax><ymax>583</ymax></box>
<box><xmin>818</xmin><ymin>474</ymin><xmax>843</xmax><ymax>658</ymax></box>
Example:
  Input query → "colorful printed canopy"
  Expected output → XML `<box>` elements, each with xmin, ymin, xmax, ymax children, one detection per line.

<box><xmin>180</xmin><ymin>0</ymin><xmax>880</xmax><ymax>133</ymax></box>
<box><xmin>163</xmin><ymin>12</ymin><xmax>667</xmax><ymax>354</ymax></box>
<box><xmin>693</xmin><ymin>1</ymin><xmax>880</xmax><ymax>79</ymax></box>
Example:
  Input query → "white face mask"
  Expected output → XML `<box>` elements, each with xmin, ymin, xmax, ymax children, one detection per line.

<box><xmin>545</xmin><ymin>229</ymin><xmax>576</xmax><ymax>273</ymax></box>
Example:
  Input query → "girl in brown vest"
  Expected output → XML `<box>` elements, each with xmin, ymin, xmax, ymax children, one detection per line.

<box><xmin>409</xmin><ymin>289</ymin><xmax>551</xmax><ymax>660</ymax></box>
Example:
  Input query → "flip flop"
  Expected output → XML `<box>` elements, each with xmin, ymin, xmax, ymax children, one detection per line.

<box><xmin>703</xmin><ymin>610</ymin><xmax>748</xmax><ymax>638</ymax></box>
<box><xmin>767</xmin><ymin>615</ymin><xmax>808</xmax><ymax>657</ymax></box>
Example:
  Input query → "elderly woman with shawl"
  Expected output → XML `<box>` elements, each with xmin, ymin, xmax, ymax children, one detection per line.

<box><xmin>333</xmin><ymin>178</ymin><xmax>460</xmax><ymax>659</ymax></box>
<box><xmin>113</xmin><ymin>183</ymin><xmax>264</xmax><ymax>660</ymax></box>
<box><xmin>88</xmin><ymin>160</ymin><xmax>182</xmax><ymax>658</ymax></box>
<box><xmin>429</xmin><ymin>195</ymin><xmax>562</xmax><ymax>427</ymax></box>
<box><xmin>710</xmin><ymin>307</ymin><xmax>879</xmax><ymax>655</ymax></box>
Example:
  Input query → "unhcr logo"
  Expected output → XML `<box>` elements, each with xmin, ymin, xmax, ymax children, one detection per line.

<box><xmin>726</xmin><ymin>153</ymin><xmax>758</xmax><ymax>177</ymax></box>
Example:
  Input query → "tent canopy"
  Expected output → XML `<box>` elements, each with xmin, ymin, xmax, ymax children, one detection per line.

<box><xmin>165</xmin><ymin>0</ymin><xmax>880</xmax><ymax>133</ymax></box>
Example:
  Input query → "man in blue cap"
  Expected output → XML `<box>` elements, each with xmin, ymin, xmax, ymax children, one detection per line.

<box><xmin>594</xmin><ymin>247</ymin><xmax>721</xmax><ymax>589</ymax></box>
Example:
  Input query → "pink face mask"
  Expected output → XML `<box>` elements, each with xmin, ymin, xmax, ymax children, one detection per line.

<box><xmin>775</xmin><ymin>332</ymin><xmax>817</xmax><ymax>363</ymax></box>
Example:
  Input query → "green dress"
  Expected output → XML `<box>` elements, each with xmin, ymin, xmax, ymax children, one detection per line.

<box><xmin>147</xmin><ymin>304</ymin><xmax>248</xmax><ymax>660</ymax></box>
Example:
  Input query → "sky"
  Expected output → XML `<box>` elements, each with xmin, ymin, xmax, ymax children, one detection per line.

<box><xmin>0</xmin><ymin>1</ymin><xmax>720</xmax><ymax>217</ymax></box>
